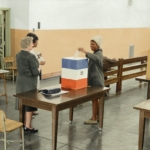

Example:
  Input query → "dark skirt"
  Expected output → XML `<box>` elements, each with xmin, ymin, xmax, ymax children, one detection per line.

<box><xmin>15</xmin><ymin>99</ymin><xmax>37</xmax><ymax>112</ymax></box>
<box><xmin>15</xmin><ymin>75</ymin><xmax>38</xmax><ymax>112</ymax></box>
<box><xmin>25</xmin><ymin>106</ymin><xmax>37</xmax><ymax>112</ymax></box>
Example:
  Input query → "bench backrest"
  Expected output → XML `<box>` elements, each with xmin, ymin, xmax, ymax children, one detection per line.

<box><xmin>104</xmin><ymin>56</ymin><xmax>147</xmax><ymax>92</ymax></box>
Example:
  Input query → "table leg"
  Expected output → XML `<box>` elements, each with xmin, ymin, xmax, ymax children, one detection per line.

<box><xmin>2</xmin><ymin>75</ymin><xmax>8</xmax><ymax>104</ymax></box>
<box><xmin>138</xmin><ymin>110</ymin><xmax>145</xmax><ymax>150</ymax></box>
<box><xmin>19</xmin><ymin>98</ymin><xmax>25</xmax><ymax>139</ymax></box>
<box><xmin>69</xmin><ymin>107</ymin><xmax>74</xmax><ymax>124</ymax></box>
<box><xmin>147</xmin><ymin>82</ymin><xmax>150</xmax><ymax>99</ymax></box>
<box><xmin>12</xmin><ymin>70</ymin><xmax>14</xmax><ymax>82</ymax></box>
<box><xmin>19</xmin><ymin>99</ymin><xmax>23</xmax><ymax>123</ymax></box>
<box><xmin>19</xmin><ymin>99</ymin><xmax>25</xmax><ymax>123</ymax></box>
<box><xmin>52</xmin><ymin>106</ymin><xmax>59</xmax><ymax>150</ymax></box>
<box><xmin>98</xmin><ymin>93</ymin><xmax>105</xmax><ymax>131</ymax></box>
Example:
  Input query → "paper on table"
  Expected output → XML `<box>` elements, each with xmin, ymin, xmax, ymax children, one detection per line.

<box><xmin>51</xmin><ymin>90</ymin><xmax>69</xmax><ymax>97</ymax></box>
<box><xmin>74</xmin><ymin>50</ymin><xmax>80</xmax><ymax>59</ymax></box>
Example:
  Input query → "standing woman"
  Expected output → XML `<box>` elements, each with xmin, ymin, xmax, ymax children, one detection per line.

<box><xmin>78</xmin><ymin>35</ymin><xmax>104</xmax><ymax>124</ymax></box>
<box><xmin>16</xmin><ymin>36</ymin><xmax>40</xmax><ymax>132</ymax></box>
<box><xmin>26</xmin><ymin>32</ymin><xmax>45</xmax><ymax>115</ymax></box>
<box><xmin>26</xmin><ymin>33</ymin><xmax>45</xmax><ymax>81</ymax></box>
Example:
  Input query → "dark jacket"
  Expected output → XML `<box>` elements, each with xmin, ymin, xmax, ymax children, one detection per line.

<box><xmin>86</xmin><ymin>49</ymin><xmax>104</xmax><ymax>87</ymax></box>
<box><xmin>103</xmin><ymin>56</ymin><xmax>117</xmax><ymax>72</ymax></box>
<box><xmin>15</xmin><ymin>50</ymin><xmax>39</xmax><ymax>110</ymax></box>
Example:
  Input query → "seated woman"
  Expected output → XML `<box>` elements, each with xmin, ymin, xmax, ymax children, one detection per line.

<box><xmin>78</xmin><ymin>35</ymin><xmax>104</xmax><ymax>124</ymax></box>
<box><xmin>16</xmin><ymin>36</ymin><xmax>40</xmax><ymax>132</ymax></box>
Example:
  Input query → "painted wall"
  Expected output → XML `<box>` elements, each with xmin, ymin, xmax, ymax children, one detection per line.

<box><xmin>29</xmin><ymin>0</ymin><xmax>150</xmax><ymax>29</ymax></box>
<box><xmin>1</xmin><ymin>0</ymin><xmax>150</xmax><ymax>77</ymax></box>
<box><xmin>0</xmin><ymin>0</ymin><xmax>9</xmax><ymax>7</ymax></box>
<box><xmin>0</xmin><ymin>0</ymin><xmax>29</xmax><ymax>29</ymax></box>
<box><xmin>10</xmin><ymin>0</ymin><xmax>29</xmax><ymax>29</ymax></box>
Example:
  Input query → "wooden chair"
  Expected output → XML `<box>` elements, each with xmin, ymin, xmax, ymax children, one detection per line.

<box><xmin>3</xmin><ymin>56</ymin><xmax>17</xmax><ymax>81</ymax></box>
<box><xmin>0</xmin><ymin>70</ymin><xmax>8</xmax><ymax>104</ymax></box>
<box><xmin>0</xmin><ymin>110</ymin><xmax>24</xmax><ymax>150</ymax></box>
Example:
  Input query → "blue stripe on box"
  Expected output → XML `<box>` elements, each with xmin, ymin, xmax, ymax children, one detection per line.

<box><xmin>62</xmin><ymin>58</ymin><xmax>88</xmax><ymax>69</ymax></box>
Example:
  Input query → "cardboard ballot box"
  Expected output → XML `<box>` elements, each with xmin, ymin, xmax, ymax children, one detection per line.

<box><xmin>61</xmin><ymin>57</ymin><xmax>88</xmax><ymax>90</ymax></box>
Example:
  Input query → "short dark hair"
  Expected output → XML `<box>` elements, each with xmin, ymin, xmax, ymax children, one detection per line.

<box><xmin>26</xmin><ymin>33</ymin><xmax>39</xmax><ymax>43</ymax></box>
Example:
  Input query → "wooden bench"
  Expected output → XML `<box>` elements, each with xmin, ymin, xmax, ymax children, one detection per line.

<box><xmin>0</xmin><ymin>70</ymin><xmax>9</xmax><ymax>104</ymax></box>
<box><xmin>103</xmin><ymin>56</ymin><xmax>147</xmax><ymax>92</ymax></box>
<box><xmin>119</xmin><ymin>56</ymin><xmax>147</xmax><ymax>91</ymax></box>
<box><xmin>103</xmin><ymin>61</ymin><xmax>121</xmax><ymax>92</ymax></box>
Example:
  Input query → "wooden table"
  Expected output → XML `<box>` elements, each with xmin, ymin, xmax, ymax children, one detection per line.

<box><xmin>14</xmin><ymin>85</ymin><xmax>109</xmax><ymax>150</ymax></box>
<box><xmin>0</xmin><ymin>69</ymin><xmax>9</xmax><ymax>104</ymax></box>
<box><xmin>135</xmin><ymin>75</ymin><xmax>150</xmax><ymax>99</ymax></box>
<box><xmin>133</xmin><ymin>100</ymin><xmax>150</xmax><ymax>150</ymax></box>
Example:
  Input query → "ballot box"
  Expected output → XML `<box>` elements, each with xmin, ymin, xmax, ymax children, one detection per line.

<box><xmin>61</xmin><ymin>57</ymin><xmax>88</xmax><ymax>90</ymax></box>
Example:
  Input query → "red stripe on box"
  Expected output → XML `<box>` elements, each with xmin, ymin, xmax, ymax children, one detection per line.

<box><xmin>61</xmin><ymin>78</ymin><xmax>87</xmax><ymax>90</ymax></box>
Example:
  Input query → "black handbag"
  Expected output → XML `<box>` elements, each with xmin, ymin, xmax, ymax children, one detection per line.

<box><xmin>39</xmin><ymin>88</ymin><xmax>61</xmax><ymax>94</ymax></box>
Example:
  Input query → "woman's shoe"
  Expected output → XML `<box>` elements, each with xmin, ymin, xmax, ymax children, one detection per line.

<box><xmin>88</xmin><ymin>117</ymin><xmax>99</xmax><ymax>122</ymax></box>
<box><xmin>84</xmin><ymin>119</ymin><xmax>98</xmax><ymax>124</ymax></box>
<box><xmin>24</xmin><ymin>127</ymin><xmax>38</xmax><ymax>133</ymax></box>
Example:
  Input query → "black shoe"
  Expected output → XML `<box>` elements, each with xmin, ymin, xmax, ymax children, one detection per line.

<box><xmin>24</xmin><ymin>127</ymin><xmax>38</xmax><ymax>133</ymax></box>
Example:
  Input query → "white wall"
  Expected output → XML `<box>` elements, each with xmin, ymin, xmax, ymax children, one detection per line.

<box><xmin>0</xmin><ymin>0</ymin><xmax>29</xmax><ymax>29</ymax></box>
<box><xmin>29</xmin><ymin>0</ymin><xmax>150</xmax><ymax>30</ymax></box>
<box><xmin>10</xmin><ymin>0</ymin><xmax>29</xmax><ymax>29</ymax></box>
<box><xmin>0</xmin><ymin>0</ymin><xmax>10</xmax><ymax>7</ymax></box>
<box><xmin>1</xmin><ymin>0</ymin><xmax>150</xmax><ymax>30</ymax></box>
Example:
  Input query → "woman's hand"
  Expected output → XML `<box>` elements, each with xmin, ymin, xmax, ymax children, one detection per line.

<box><xmin>39</xmin><ymin>61</ymin><xmax>45</xmax><ymax>65</ymax></box>
<box><xmin>78</xmin><ymin>47</ymin><xmax>87</xmax><ymax>54</ymax></box>
<box><xmin>38</xmin><ymin>65</ymin><xmax>42</xmax><ymax>71</ymax></box>
<box><xmin>37</xmin><ymin>52</ymin><xmax>42</xmax><ymax>57</ymax></box>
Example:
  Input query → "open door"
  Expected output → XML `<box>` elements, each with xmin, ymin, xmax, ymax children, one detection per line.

<box><xmin>0</xmin><ymin>9</ymin><xmax>10</xmax><ymax>69</ymax></box>
<box><xmin>0</xmin><ymin>10</ymin><xmax>4</xmax><ymax>68</ymax></box>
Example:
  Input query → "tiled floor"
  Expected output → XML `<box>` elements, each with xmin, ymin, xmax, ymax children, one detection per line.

<box><xmin>0</xmin><ymin>76</ymin><xmax>150</xmax><ymax>150</ymax></box>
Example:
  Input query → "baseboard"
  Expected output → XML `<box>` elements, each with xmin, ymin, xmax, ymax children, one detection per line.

<box><xmin>42</xmin><ymin>71</ymin><xmax>61</xmax><ymax>79</ymax></box>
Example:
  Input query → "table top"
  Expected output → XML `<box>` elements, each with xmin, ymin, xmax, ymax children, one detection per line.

<box><xmin>0</xmin><ymin>69</ymin><xmax>9</xmax><ymax>74</ymax></box>
<box><xmin>14</xmin><ymin>85</ymin><xmax>109</xmax><ymax>106</ymax></box>
<box><xmin>133</xmin><ymin>100</ymin><xmax>150</xmax><ymax>111</ymax></box>
<box><xmin>135</xmin><ymin>75</ymin><xmax>150</xmax><ymax>82</ymax></box>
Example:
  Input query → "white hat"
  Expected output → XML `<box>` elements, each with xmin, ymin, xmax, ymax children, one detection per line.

<box><xmin>91</xmin><ymin>35</ymin><xmax>102</xmax><ymax>48</ymax></box>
